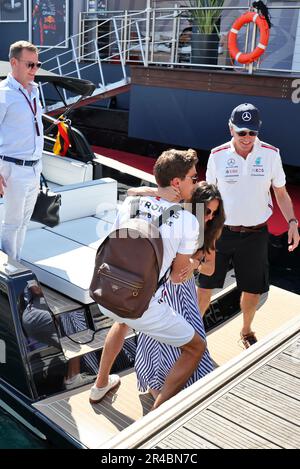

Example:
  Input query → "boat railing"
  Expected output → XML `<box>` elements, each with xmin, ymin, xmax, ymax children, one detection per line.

<box><xmin>37</xmin><ymin>2</ymin><xmax>300</xmax><ymax>99</ymax></box>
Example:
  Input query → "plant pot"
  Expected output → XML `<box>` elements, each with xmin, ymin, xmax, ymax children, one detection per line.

<box><xmin>191</xmin><ymin>32</ymin><xmax>219</xmax><ymax>65</ymax></box>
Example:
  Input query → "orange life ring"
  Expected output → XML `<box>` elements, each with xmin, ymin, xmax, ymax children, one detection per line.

<box><xmin>228</xmin><ymin>11</ymin><xmax>270</xmax><ymax>64</ymax></box>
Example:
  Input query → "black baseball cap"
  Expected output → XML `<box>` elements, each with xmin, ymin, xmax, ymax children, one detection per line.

<box><xmin>230</xmin><ymin>103</ymin><xmax>261</xmax><ymax>131</ymax></box>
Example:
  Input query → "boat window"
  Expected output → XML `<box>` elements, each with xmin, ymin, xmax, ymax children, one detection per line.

<box><xmin>56</xmin><ymin>308</ymin><xmax>89</xmax><ymax>338</ymax></box>
<box><xmin>19</xmin><ymin>282</ymin><xmax>61</xmax><ymax>353</ymax></box>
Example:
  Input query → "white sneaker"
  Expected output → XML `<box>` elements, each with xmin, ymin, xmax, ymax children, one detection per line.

<box><xmin>89</xmin><ymin>374</ymin><xmax>120</xmax><ymax>404</ymax></box>
<box><xmin>64</xmin><ymin>373</ymin><xmax>97</xmax><ymax>390</ymax></box>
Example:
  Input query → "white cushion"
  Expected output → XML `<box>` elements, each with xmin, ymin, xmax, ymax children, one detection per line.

<box><xmin>22</xmin><ymin>229</ymin><xmax>96</xmax><ymax>304</ymax></box>
<box><xmin>7</xmin><ymin>177</ymin><xmax>118</xmax><ymax>303</ymax></box>
<box><xmin>45</xmin><ymin>216</ymin><xmax>112</xmax><ymax>250</ymax></box>
<box><xmin>58</xmin><ymin>178</ymin><xmax>117</xmax><ymax>223</ymax></box>
<box><xmin>26</xmin><ymin>177</ymin><xmax>117</xmax><ymax>230</ymax></box>
<box><xmin>42</xmin><ymin>152</ymin><xmax>93</xmax><ymax>186</ymax></box>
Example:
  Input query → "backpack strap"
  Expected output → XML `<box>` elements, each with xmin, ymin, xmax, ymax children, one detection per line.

<box><xmin>156</xmin><ymin>205</ymin><xmax>183</xmax><ymax>290</ymax></box>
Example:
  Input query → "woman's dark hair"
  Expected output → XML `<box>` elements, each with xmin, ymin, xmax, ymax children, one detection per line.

<box><xmin>191</xmin><ymin>181</ymin><xmax>225</xmax><ymax>253</ymax></box>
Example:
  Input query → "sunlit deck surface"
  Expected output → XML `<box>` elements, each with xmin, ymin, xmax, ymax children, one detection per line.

<box><xmin>142</xmin><ymin>329</ymin><xmax>300</xmax><ymax>449</ymax></box>
<box><xmin>33</xmin><ymin>285</ymin><xmax>300</xmax><ymax>449</ymax></box>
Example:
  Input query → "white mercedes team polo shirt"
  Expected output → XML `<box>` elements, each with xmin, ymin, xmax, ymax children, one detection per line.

<box><xmin>206</xmin><ymin>138</ymin><xmax>286</xmax><ymax>226</ymax></box>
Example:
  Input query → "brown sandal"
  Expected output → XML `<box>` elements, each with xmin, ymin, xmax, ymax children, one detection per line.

<box><xmin>240</xmin><ymin>332</ymin><xmax>257</xmax><ymax>349</ymax></box>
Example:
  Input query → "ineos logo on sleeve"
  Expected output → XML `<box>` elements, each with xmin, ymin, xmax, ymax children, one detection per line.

<box><xmin>242</xmin><ymin>111</ymin><xmax>252</xmax><ymax>122</ymax></box>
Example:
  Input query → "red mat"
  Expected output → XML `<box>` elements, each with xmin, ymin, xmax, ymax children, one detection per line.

<box><xmin>93</xmin><ymin>145</ymin><xmax>300</xmax><ymax>236</ymax></box>
<box><xmin>93</xmin><ymin>146</ymin><xmax>155</xmax><ymax>174</ymax></box>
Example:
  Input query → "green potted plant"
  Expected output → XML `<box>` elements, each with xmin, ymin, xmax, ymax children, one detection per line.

<box><xmin>188</xmin><ymin>0</ymin><xmax>224</xmax><ymax>65</ymax></box>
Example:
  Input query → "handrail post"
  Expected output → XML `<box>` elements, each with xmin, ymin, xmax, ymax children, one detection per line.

<box><xmin>56</xmin><ymin>56</ymin><xmax>67</xmax><ymax>102</ymax></box>
<box><xmin>123</xmin><ymin>10</ymin><xmax>128</xmax><ymax>62</ymax></box>
<box><xmin>112</xmin><ymin>17</ymin><xmax>127</xmax><ymax>80</ymax></box>
<box><xmin>144</xmin><ymin>2</ymin><xmax>151</xmax><ymax>67</ymax></box>
<box><xmin>136</xmin><ymin>20</ymin><xmax>146</xmax><ymax>65</ymax></box>
<box><xmin>78</xmin><ymin>12</ymin><xmax>82</xmax><ymax>62</ymax></box>
<box><xmin>38</xmin><ymin>82</ymin><xmax>46</xmax><ymax>110</ymax></box>
<box><xmin>248</xmin><ymin>22</ymin><xmax>257</xmax><ymax>74</ymax></box>
<box><xmin>94</xmin><ymin>39</ymin><xmax>106</xmax><ymax>88</ymax></box>
<box><xmin>151</xmin><ymin>7</ymin><xmax>156</xmax><ymax>63</ymax></box>
<box><xmin>71</xmin><ymin>37</ymin><xmax>81</xmax><ymax>79</ymax></box>
<box><xmin>170</xmin><ymin>4</ymin><xmax>179</xmax><ymax>67</ymax></box>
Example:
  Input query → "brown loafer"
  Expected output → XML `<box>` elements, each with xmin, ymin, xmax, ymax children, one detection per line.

<box><xmin>240</xmin><ymin>332</ymin><xmax>258</xmax><ymax>349</ymax></box>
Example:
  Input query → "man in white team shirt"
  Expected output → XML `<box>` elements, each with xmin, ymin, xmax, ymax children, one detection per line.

<box><xmin>90</xmin><ymin>149</ymin><xmax>206</xmax><ymax>409</ymax></box>
<box><xmin>197</xmin><ymin>103</ymin><xmax>299</xmax><ymax>349</ymax></box>
<box><xmin>0</xmin><ymin>41</ymin><xmax>43</xmax><ymax>261</ymax></box>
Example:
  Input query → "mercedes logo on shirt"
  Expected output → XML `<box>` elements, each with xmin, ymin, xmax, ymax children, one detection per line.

<box><xmin>242</xmin><ymin>112</ymin><xmax>252</xmax><ymax>122</ymax></box>
<box><xmin>227</xmin><ymin>158</ymin><xmax>236</xmax><ymax>167</ymax></box>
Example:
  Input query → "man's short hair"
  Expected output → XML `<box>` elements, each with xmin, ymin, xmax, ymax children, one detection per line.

<box><xmin>9</xmin><ymin>41</ymin><xmax>38</xmax><ymax>60</ymax></box>
<box><xmin>154</xmin><ymin>148</ymin><xmax>198</xmax><ymax>187</ymax></box>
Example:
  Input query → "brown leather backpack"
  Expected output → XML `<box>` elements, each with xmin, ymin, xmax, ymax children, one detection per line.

<box><xmin>89</xmin><ymin>199</ymin><xmax>182</xmax><ymax>319</ymax></box>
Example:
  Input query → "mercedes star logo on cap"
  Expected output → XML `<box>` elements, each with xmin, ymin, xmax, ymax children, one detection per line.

<box><xmin>242</xmin><ymin>111</ymin><xmax>252</xmax><ymax>122</ymax></box>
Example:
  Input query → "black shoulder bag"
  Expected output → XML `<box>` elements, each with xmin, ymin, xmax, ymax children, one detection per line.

<box><xmin>31</xmin><ymin>174</ymin><xmax>61</xmax><ymax>227</ymax></box>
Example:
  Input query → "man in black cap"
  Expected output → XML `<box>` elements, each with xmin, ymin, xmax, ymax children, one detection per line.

<box><xmin>196</xmin><ymin>103</ymin><xmax>299</xmax><ymax>348</ymax></box>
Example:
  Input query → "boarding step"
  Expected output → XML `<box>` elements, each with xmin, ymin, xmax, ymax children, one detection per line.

<box><xmin>60</xmin><ymin>327</ymin><xmax>135</xmax><ymax>360</ymax></box>
<box><xmin>60</xmin><ymin>328</ymin><xmax>109</xmax><ymax>360</ymax></box>
<box><xmin>33</xmin><ymin>367</ymin><xmax>153</xmax><ymax>449</ymax></box>
<box><xmin>39</xmin><ymin>286</ymin><xmax>123</xmax><ymax>359</ymax></box>
<box><xmin>42</xmin><ymin>285</ymin><xmax>83</xmax><ymax>316</ymax></box>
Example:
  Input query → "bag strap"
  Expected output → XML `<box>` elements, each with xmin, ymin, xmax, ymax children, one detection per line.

<box><xmin>40</xmin><ymin>173</ymin><xmax>49</xmax><ymax>191</ymax></box>
<box><xmin>156</xmin><ymin>204</ymin><xmax>184</xmax><ymax>289</ymax></box>
<box><xmin>157</xmin><ymin>267</ymin><xmax>170</xmax><ymax>289</ymax></box>
<box><xmin>128</xmin><ymin>198</ymin><xmax>183</xmax><ymax>291</ymax></box>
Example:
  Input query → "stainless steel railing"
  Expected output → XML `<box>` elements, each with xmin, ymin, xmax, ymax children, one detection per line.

<box><xmin>37</xmin><ymin>3</ymin><xmax>300</xmax><ymax>100</ymax></box>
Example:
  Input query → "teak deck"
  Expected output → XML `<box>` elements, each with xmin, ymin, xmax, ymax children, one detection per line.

<box><xmin>34</xmin><ymin>285</ymin><xmax>300</xmax><ymax>449</ymax></box>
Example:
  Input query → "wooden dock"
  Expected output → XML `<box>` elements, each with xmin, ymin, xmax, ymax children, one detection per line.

<box><xmin>141</xmin><ymin>331</ymin><xmax>300</xmax><ymax>449</ymax></box>
<box><xmin>34</xmin><ymin>286</ymin><xmax>300</xmax><ymax>449</ymax></box>
<box><xmin>102</xmin><ymin>287</ymin><xmax>300</xmax><ymax>449</ymax></box>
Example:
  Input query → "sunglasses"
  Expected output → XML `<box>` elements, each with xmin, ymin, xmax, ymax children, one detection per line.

<box><xmin>205</xmin><ymin>207</ymin><xmax>218</xmax><ymax>217</ymax></box>
<box><xmin>236</xmin><ymin>130</ymin><xmax>258</xmax><ymax>137</ymax></box>
<box><xmin>17</xmin><ymin>59</ymin><xmax>42</xmax><ymax>69</ymax></box>
<box><xmin>186</xmin><ymin>175</ymin><xmax>199</xmax><ymax>184</ymax></box>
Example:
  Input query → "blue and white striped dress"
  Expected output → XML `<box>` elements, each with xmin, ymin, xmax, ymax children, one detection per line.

<box><xmin>134</xmin><ymin>277</ymin><xmax>214</xmax><ymax>392</ymax></box>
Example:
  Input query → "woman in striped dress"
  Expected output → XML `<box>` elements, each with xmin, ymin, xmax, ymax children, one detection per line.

<box><xmin>132</xmin><ymin>182</ymin><xmax>225</xmax><ymax>398</ymax></box>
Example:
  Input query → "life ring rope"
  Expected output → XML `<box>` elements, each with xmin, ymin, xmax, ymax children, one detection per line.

<box><xmin>228</xmin><ymin>10</ymin><xmax>270</xmax><ymax>65</ymax></box>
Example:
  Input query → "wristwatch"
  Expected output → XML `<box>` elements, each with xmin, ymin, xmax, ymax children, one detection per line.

<box><xmin>288</xmin><ymin>218</ymin><xmax>299</xmax><ymax>226</ymax></box>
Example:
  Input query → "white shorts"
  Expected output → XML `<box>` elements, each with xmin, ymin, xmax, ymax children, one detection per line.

<box><xmin>99</xmin><ymin>298</ymin><xmax>195</xmax><ymax>348</ymax></box>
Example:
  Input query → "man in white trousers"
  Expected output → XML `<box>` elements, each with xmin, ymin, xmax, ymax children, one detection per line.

<box><xmin>0</xmin><ymin>41</ymin><xmax>44</xmax><ymax>261</ymax></box>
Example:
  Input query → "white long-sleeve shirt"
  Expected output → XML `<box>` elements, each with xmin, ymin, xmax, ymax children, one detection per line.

<box><xmin>0</xmin><ymin>73</ymin><xmax>44</xmax><ymax>160</ymax></box>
